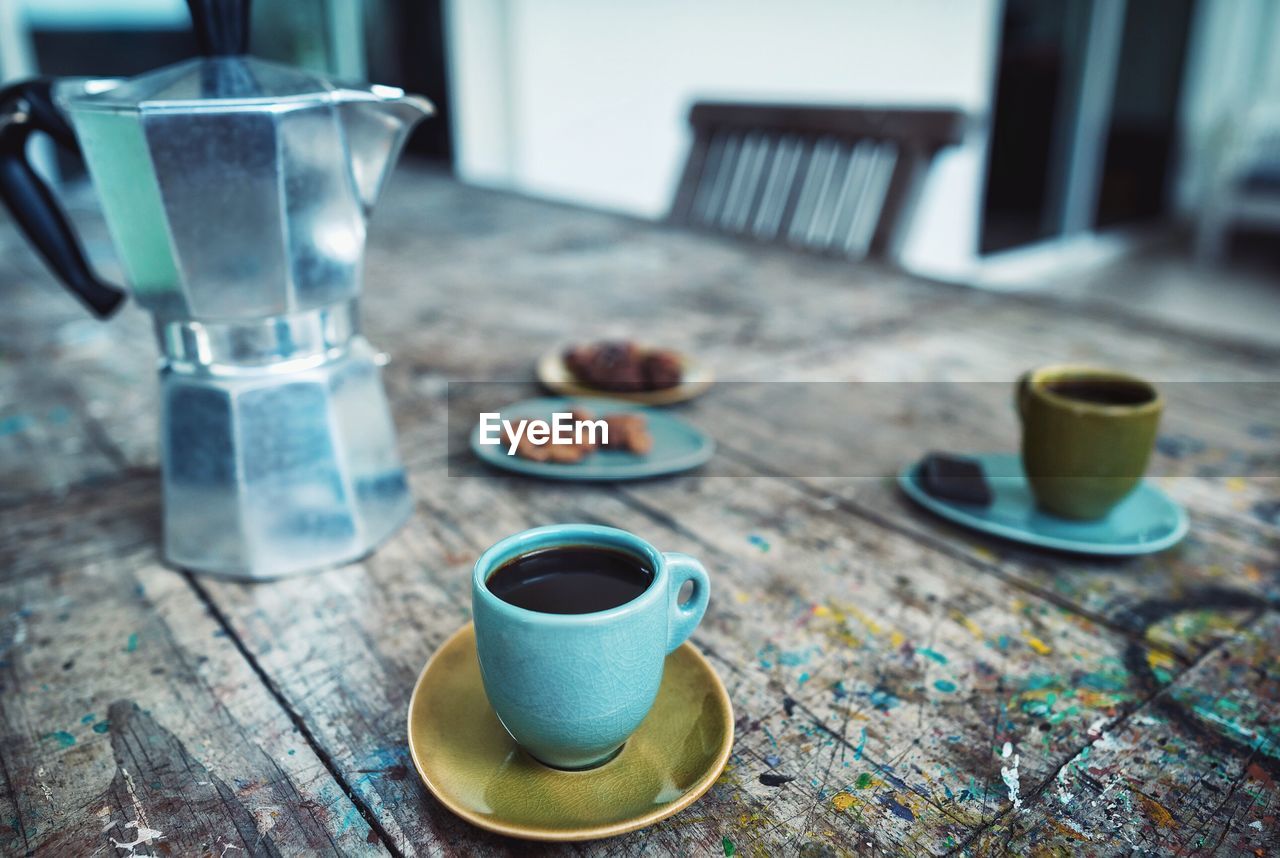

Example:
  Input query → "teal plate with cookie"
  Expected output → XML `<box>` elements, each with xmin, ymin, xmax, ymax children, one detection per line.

<box><xmin>469</xmin><ymin>397</ymin><xmax>714</xmax><ymax>481</ymax></box>
<box><xmin>898</xmin><ymin>452</ymin><xmax>1188</xmax><ymax>556</ymax></box>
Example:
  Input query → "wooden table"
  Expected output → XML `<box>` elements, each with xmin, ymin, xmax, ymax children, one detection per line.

<box><xmin>1</xmin><ymin>168</ymin><xmax>1277</xmax><ymax>856</ymax></box>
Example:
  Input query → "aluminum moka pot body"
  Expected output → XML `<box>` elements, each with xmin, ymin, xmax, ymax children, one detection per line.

<box><xmin>0</xmin><ymin>5</ymin><xmax>432</xmax><ymax>579</ymax></box>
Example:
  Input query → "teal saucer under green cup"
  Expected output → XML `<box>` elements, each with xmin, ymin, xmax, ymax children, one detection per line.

<box><xmin>898</xmin><ymin>452</ymin><xmax>1187</xmax><ymax>556</ymax></box>
<box><xmin>472</xmin><ymin>524</ymin><xmax>710</xmax><ymax>770</ymax></box>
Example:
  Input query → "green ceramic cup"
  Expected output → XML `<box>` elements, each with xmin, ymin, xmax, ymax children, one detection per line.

<box><xmin>1017</xmin><ymin>365</ymin><xmax>1162</xmax><ymax>520</ymax></box>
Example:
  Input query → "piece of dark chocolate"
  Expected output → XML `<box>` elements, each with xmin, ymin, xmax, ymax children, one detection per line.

<box><xmin>919</xmin><ymin>453</ymin><xmax>993</xmax><ymax>506</ymax></box>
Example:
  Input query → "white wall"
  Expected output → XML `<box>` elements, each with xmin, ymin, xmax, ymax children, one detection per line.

<box><xmin>446</xmin><ymin>0</ymin><xmax>1001</xmax><ymax>277</ymax></box>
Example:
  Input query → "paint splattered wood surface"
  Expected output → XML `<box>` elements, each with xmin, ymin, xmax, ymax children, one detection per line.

<box><xmin>0</xmin><ymin>481</ymin><xmax>387</xmax><ymax>855</ymax></box>
<box><xmin>0</xmin><ymin>169</ymin><xmax>1276</xmax><ymax>855</ymax></box>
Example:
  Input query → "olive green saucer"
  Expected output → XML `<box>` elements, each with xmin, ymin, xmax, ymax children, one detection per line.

<box><xmin>406</xmin><ymin>623</ymin><xmax>733</xmax><ymax>841</ymax></box>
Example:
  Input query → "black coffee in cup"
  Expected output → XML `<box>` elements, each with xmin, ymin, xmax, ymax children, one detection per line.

<box><xmin>1044</xmin><ymin>379</ymin><xmax>1155</xmax><ymax>407</ymax></box>
<box><xmin>487</xmin><ymin>545</ymin><xmax>653</xmax><ymax>614</ymax></box>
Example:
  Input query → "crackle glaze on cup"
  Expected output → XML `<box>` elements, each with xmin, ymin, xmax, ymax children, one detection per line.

<box><xmin>472</xmin><ymin>524</ymin><xmax>710</xmax><ymax>770</ymax></box>
<box><xmin>1017</xmin><ymin>365</ymin><xmax>1162</xmax><ymax>520</ymax></box>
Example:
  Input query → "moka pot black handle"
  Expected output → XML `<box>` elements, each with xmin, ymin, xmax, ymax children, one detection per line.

<box><xmin>0</xmin><ymin>78</ymin><xmax>126</xmax><ymax>318</ymax></box>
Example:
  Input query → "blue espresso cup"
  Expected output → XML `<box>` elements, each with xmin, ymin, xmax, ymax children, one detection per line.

<box><xmin>472</xmin><ymin>524</ymin><xmax>711</xmax><ymax>770</ymax></box>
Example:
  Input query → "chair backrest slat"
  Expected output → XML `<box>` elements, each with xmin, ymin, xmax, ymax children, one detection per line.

<box><xmin>752</xmin><ymin>135</ymin><xmax>801</xmax><ymax>240</ymax></box>
<box><xmin>670</xmin><ymin>102</ymin><xmax>966</xmax><ymax>262</ymax></box>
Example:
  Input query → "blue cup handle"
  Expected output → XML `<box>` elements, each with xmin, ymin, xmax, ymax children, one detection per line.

<box><xmin>663</xmin><ymin>552</ymin><xmax>710</xmax><ymax>653</ymax></box>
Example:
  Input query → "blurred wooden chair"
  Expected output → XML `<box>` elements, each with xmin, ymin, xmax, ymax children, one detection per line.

<box><xmin>669</xmin><ymin>102</ymin><xmax>966</xmax><ymax>262</ymax></box>
<box><xmin>1196</xmin><ymin>104</ymin><xmax>1280</xmax><ymax>264</ymax></box>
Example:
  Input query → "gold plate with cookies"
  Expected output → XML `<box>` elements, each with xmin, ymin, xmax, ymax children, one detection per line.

<box><xmin>536</xmin><ymin>342</ymin><xmax>714</xmax><ymax>406</ymax></box>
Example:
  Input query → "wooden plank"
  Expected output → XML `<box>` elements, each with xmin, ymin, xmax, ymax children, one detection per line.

<box><xmin>600</xmin><ymin>462</ymin><xmax>1189</xmax><ymax>849</ymax></box>
<box><xmin>669</xmin><ymin>298</ymin><xmax>1280</xmax><ymax>660</ymax></box>
<box><xmin>0</xmin><ymin>194</ymin><xmax>157</xmax><ymax>488</ymax></box>
<box><xmin>685</xmin><ymin>103</ymin><xmax>967</xmax><ymax>150</ymax></box>
<box><xmin>190</xmin><ymin>463</ymin><xmax>799</xmax><ymax>855</ymax></box>
<box><xmin>0</xmin><ymin>166</ymin><xmax>1275</xmax><ymax>856</ymax></box>
<box><xmin>0</xmin><ymin>361</ymin><xmax>119</xmax><ymax>504</ymax></box>
<box><xmin>184</xmin><ymin>452</ymin><xmax>1211</xmax><ymax>855</ymax></box>
<box><xmin>2</xmin><ymin>430</ymin><xmax>1266</xmax><ymax>855</ymax></box>
<box><xmin>0</xmin><ymin>483</ymin><xmax>388</xmax><ymax>855</ymax></box>
<box><xmin>967</xmin><ymin>609</ymin><xmax>1280</xmax><ymax>855</ymax></box>
<box><xmin>363</xmin><ymin>180</ymin><xmax>964</xmax><ymax>356</ymax></box>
